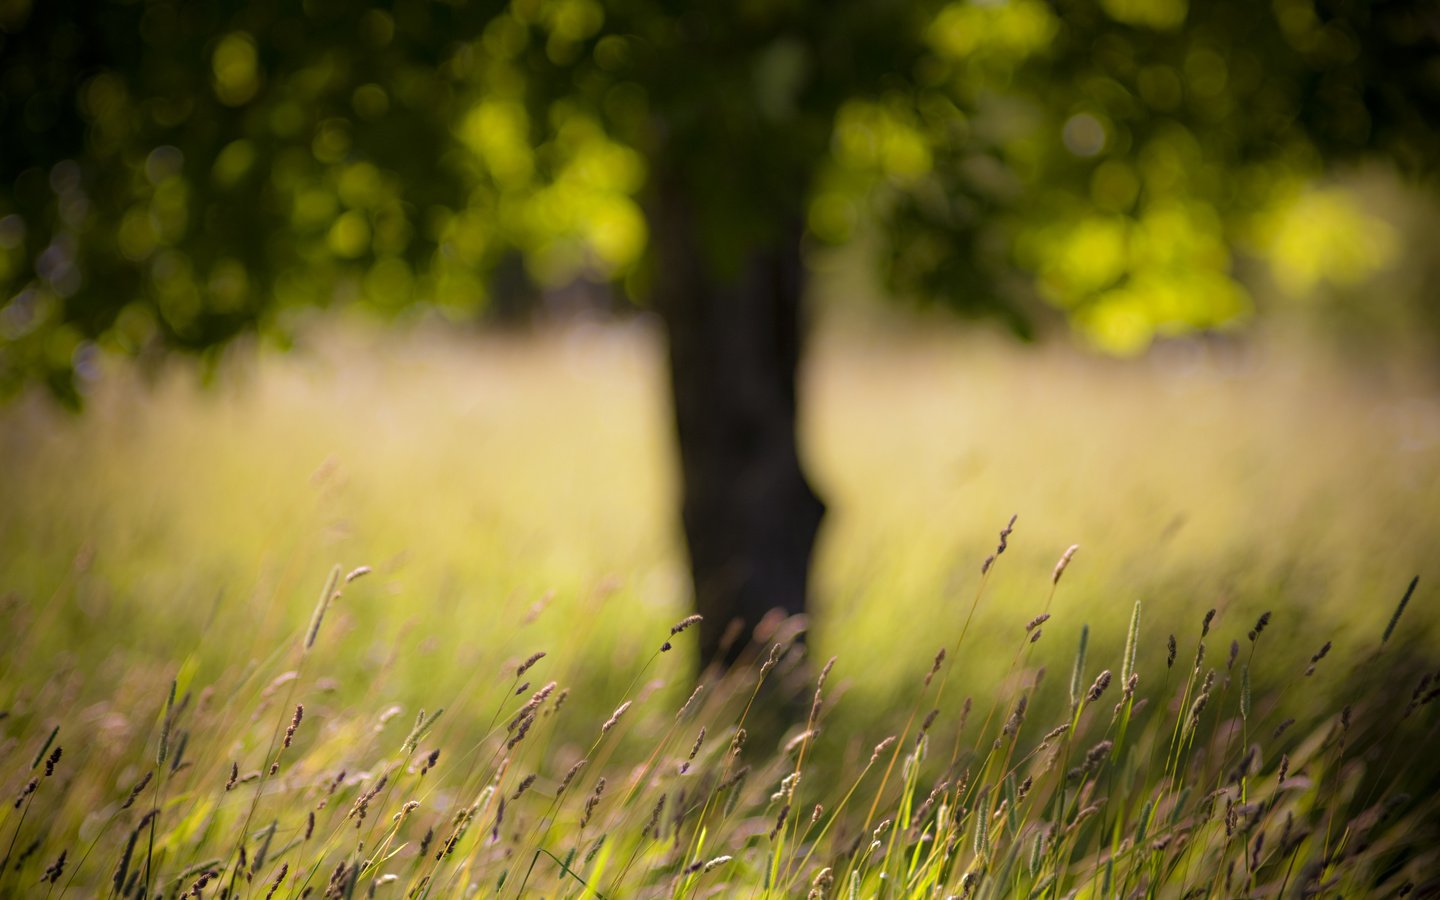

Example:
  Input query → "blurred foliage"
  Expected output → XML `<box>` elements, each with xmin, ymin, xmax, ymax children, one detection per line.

<box><xmin>2</xmin><ymin>0</ymin><xmax>1439</xmax><ymax>400</ymax></box>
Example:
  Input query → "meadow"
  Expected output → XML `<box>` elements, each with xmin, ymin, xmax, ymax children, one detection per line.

<box><xmin>1</xmin><ymin>310</ymin><xmax>1437</xmax><ymax>897</ymax></box>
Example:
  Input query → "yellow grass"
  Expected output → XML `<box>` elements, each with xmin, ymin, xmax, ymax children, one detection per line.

<box><xmin>1</xmin><ymin>311</ymin><xmax>1437</xmax><ymax>718</ymax></box>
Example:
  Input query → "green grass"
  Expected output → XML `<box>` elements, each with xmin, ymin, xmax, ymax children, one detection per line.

<box><xmin>1</xmin><ymin>313</ymin><xmax>1438</xmax><ymax>897</ymax></box>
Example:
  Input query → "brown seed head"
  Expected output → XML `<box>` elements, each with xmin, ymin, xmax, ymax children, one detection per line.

<box><xmin>40</xmin><ymin>849</ymin><xmax>66</xmax><ymax>884</ymax></box>
<box><xmin>580</xmin><ymin>777</ymin><xmax>606</xmax><ymax>829</ymax></box>
<box><xmin>283</xmin><ymin>705</ymin><xmax>304</xmax><ymax>749</ymax></box>
<box><xmin>122</xmin><ymin>771</ymin><xmax>153</xmax><ymax>809</ymax></box>
<box><xmin>1086</xmin><ymin>670</ymin><xmax>1112</xmax><ymax>703</ymax></box>
<box><xmin>730</xmin><ymin>728</ymin><xmax>747</xmax><ymax>756</ymax></box>
<box><xmin>264</xmin><ymin>863</ymin><xmax>289</xmax><ymax>900</ymax></box>
<box><xmin>769</xmin><ymin>803</ymin><xmax>791</xmax><ymax>841</ymax></box>
<box><xmin>670</xmin><ymin>615</ymin><xmax>703</xmax><ymax>636</ymax></box>
<box><xmin>511</xmin><ymin>774</ymin><xmax>537</xmax><ymax>801</ymax></box>
<box><xmin>506</xmin><ymin>714</ymin><xmax>535</xmax><ymax>750</ymax></box>
<box><xmin>1248</xmin><ymin>611</ymin><xmax>1272</xmax><ymax>642</ymax></box>
<box><xmin>925</xmin><ymin>649</ymin><xmax>946</xmax><ymax>686</ymax></box>
<box><xmin>1002</xmin><ymin>694</ymin><xmax>1029</xmax><ymax>737</ymax></box>
<box><xmin>559</xmin><ymin>759</ymin><xmax>587</xmax><ymax>794</ymax></box>
<box><xmin>818</xmin><ymin>656</ymin><xmax>837</xmax><ymax>689</ymax></box>
<box><xmin>643</xmin><ymin>793</ymin><xmax>667</xmax><ymax>838</ymax></box>
<box><xmin>921</xmin><ymin>708</ymin><xmax>940</xmax><ymax>734</ymax></box>
<box><xmin>676</xmin><ymin>684</ymin><xmax>703</xmax><ymax>720</ymax></box>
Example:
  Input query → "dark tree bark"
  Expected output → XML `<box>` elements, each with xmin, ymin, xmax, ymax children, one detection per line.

<box><xmin>652</xmin><ymin>178</ymin><xmax>826</xmax><ymax>668</ymax></box>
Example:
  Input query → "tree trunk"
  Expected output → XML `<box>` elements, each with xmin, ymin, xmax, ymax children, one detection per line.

<box><xmin>652</xmin><ymin>178</ymin><xmax>826</xmax><ymax>668</ymax></box>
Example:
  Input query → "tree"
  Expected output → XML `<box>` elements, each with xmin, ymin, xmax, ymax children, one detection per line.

<box><xmin>3</xmin><ymin>0</ymin><xmax>1437</xmax><ymax>665</ymax></box>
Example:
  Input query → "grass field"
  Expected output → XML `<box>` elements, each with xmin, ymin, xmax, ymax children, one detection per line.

<box><xmin>1</xmin><ymin>311</ymin><xmax>1438</xmax><ymax>897</ymax></box>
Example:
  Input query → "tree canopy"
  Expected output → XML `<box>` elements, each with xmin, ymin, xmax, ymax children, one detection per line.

<box><xmin>2</xmin><ymin>0</ymin><xmax>1437</xmax><ymax>402</ymax></box>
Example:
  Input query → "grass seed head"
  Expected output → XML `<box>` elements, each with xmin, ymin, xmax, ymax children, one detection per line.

<box><xmin>580</xmin><ymin>777</ymin><xmax>606</xmax><ymax>829</ymax></box>
<box><xmin>14</xmin><ymin>776</ymin><xmax>37</xmax><ymax>808</ymax></box>
<box><xmin>1122</xmin><ymin>601</ymin><xmax>1141</xmax><ymax>684</ymax></box>
<box><xmin>1248</xmin><ymin>611</ymin><xmax>1272</xmax><ymax>642</ymax></box>
<box><xmin>1086</xmin><ymin>670</ymin><xmax>1112</xmax><ymax>703</ymax></box>
<box><xmin>305</xmin><ymin>564</ymin><xmax>342</xmax><ymax>650</ymax></box>
<box><xmin>643</xmin><ymin>793</ymin><xmax>667</xmax><ymax>838</ymax></box>
<box><xmin>981</xmin><ymin>514</ymin><xmax>1018</xmax><ymax>574</ymax></box>
<box><xmin>1086</xmin><ymin>740</ymin><xmax>1113</xmax><ymax>767</ymax></box>
<box><xmin>1384</xmin><ymin>576</ymin><xmax>1418</xmax><ymax>644</ymax></box>
<box><xmin>585</xmin><ymin>833</ymin><xmax>607</xmax><ymax>862</ymax></box>
<box><xmin>704</xmin><ymin>855</ymin><xmax>734</xmax><ymax>873</ymax></box>
<box><xmin>1003</xmin><ymin>694</ymin><xmax>1029</xmax><ymax>737</ymax></box>
<box><xmin>41</xmin><ymin>848</ymin><xmax>66</xmax><ymax>885</ymax></box>
<box><xmin>263</xmin><ymin>862</ymin><xmax>289</xmax><ymax>900</ymax></box>
<box><xmin>681</xmin><ymin>727</ymin><xmax>705</xmax><ymax>772</ymax></box>
<box><xmin>669</xmin><ymin>614</ymin><xmax>703</xmax><ymax>636</ymax></box>
<box><xmin>600</xmin><ymin>701</ymin><xmax>630</xmax><ymax>735</ymax></box>
<box><xmin>818</xmin><ymin>655</ymin><xmax>837</xmax><ymax>689</ymax></box>
<box><xmin>511</xmin><ymin>773</ymin><xmax>536</xmax><ymax>801</ymax></box>
<box><xmin>925</xmin><ymin>648</ymin><xmax>945</xmax><ymax>686</ymax></box>
<box><xmin>1039</xmin><ymin>723</ymin><xmax>1070</xmax><ymax>747</ymax></box>
<box><xmin>784</xmin><ymin>730</ymin><xmax>817</xmax><ymax>755</ymax></box>
<box><xmin>283</xmin><ymin>704</ymin><xmax>304</xmax><ymax>749</ymax></box>
<box><xmin>769</xmin><ymin>803</ymin><xmax>791</xmax><ymax>840</ymax></box>
<box><xmin>921</xmin><ymin>708</ymin><xmax>940</xmax><ymax>734</ymax></box>
<box><xmin>1052</xmin><ymin>544</ymin><xmax>1080</xmax><ymax>584</ymax></box>
<box><xmin>516</xmin><ymin>651</ymin><xmax>546</xmax><ymax>678</ymax></box>
<box><xmin>30</xmin><ymin>725</ymin><xmax>59</xmax><ymax>771</ymax></box>
<box><xmin>343</xmin><ymin>565</ymin><xmax>371</xmax><ymax>583</ymax></box>
<box><xmin>559</xmin><ymin>759</ymin><xmax>587</xmax><ymax>794</ymax></box>
<box><xmin>661</xmin><ymin>615</ymin><xmax>703</xmax><ymax>650</ymax></box>
<box><xmin>730</xmin><ymin>728</ymin><xmax>748</xmax><ymax>757</ymax></box>
<box><xmin>122</xmin><ymin>770</ymin><xmax>153</xmax><ymax>808</ymax></box>
<box><xmin>1240</xmin><ymin>666</ymin><xmax>1251</xmax><ymax>719</ymax></box>
<box><xmin>506</xmin><ymin>713</ymin><xmax>535</xmax><ymax>750</ymax></box>
<box><xmin>675</xmin><ymin>684</ymin><xmax>703</xmax><ymax>720</ymax></box>
<box><xmin>1069</xmin><ymin>625</ymin><xmax>1090</xmax><ymax>709</ymax></box>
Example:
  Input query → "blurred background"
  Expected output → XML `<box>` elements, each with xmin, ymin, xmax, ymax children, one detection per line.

<box><xmin>2</xmin><ymin>0</ymin><xmax>1439</xmax><ymax>716</ymax></box>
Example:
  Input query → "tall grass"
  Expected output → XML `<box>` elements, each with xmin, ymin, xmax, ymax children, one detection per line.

<box><xmin>1</xmin><ymin>541</ymin><xmax>1435</xmax><ymax>897</ymax></box>
<box><xmin>2</xmin><ymin>318</ymin><xmax>1439</xmax><ymax>895</ymax></box>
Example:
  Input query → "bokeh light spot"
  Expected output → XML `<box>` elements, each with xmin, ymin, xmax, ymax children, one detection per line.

<box><xmin>1063</xmin><ymin>113</ymin><xmax>1107</xmax><ymax>157</ymax></box>
<box><xmin>212</xmin><ymin>32</ymin><xmax>260</xmax><ymax>106</ymax></box>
